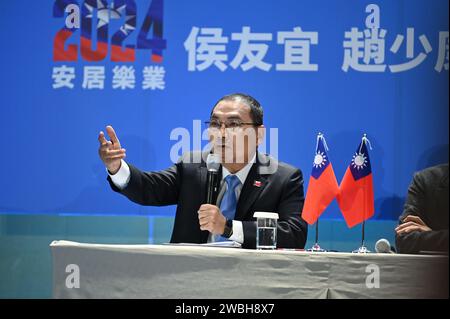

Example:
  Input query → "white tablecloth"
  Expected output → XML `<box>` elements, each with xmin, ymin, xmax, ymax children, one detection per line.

<box><xmin>51</xmin><ymin>240</ymin><xmax>448</xmax><ymax>299</ymax></box>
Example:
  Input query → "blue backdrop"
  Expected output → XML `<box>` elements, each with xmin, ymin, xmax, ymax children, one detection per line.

<box><xmin>0</xmin><ymin>0</ymin><xmax>448</xmax><ymax>222</ymax></box>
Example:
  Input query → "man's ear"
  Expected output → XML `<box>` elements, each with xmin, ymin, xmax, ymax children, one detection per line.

<box><xmin>257</xmin><ymin>125</ymin><xmax>265</xmax><ymax>146</ymax></box>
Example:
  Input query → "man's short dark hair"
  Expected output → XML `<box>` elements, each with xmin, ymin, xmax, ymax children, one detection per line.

<box><xmin>211</xmin><ymin>93</ymin><xmax>264</xmax><ymax>126</ymax></box>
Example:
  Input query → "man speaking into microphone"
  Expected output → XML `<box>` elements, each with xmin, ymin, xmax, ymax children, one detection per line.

<box><xmin>98</xmin><ymin>93</ymin><xmax>307</xmax><ymax>249</ymax></box>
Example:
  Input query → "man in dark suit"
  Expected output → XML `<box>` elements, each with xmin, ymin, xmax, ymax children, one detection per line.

<box><xmin>98</xmin><ymin>93</ymin><xmax>307</xmax><ymax>249</ymax></box>
<box><xmin>395</xmin><ymin>163</ymin><xmax>449</xmax><ymax>254</ymax></box>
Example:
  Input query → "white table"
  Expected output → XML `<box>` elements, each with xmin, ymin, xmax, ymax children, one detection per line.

<box><xmin>51</xmin><ymin>240</ymin><xmax>448</xmax><ymax>299</ymax></box>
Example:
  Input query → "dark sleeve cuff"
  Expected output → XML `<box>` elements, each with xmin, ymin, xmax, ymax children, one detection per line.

<box><xmin>241</xmin><ymin>221</ymin><xmax>257</xmax><ymax>249</ymax></box>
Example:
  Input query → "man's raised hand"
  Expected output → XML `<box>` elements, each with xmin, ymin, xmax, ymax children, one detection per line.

<box><xmin>98</xmin><ymin>125</ymin><xmax>126</xmax><ymax>174</ymax></box>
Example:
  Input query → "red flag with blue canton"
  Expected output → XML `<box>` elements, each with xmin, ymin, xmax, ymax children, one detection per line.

<box><xmin>337</xmin><ymin>135</ymin><xmax>375</xmax><ymax>228</ymax></box>
<box><xmin>302</xmin><ymin>134</ymin><xmax>339</xmax><ymax>225</ymax></box>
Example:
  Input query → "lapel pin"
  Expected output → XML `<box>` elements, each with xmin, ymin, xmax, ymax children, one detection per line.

<box><xmin>253</xmin><ymin>180</ymin><xmax>262</xmax><ymax>187</ymax></box>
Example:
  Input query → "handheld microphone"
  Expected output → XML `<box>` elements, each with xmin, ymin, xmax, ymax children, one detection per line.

<box><xmin>205</xmin><ymin>153</ymin><xmax>221</xmax><ymax>204</ymax></box>
<box><xmin>375</xmin><ymin>238</ymin><xmax>396</xmax><ymax>254</ymax></box>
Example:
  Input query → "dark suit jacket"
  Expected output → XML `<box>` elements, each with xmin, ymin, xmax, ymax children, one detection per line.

<box><xmin>108</xmin><ymin>152</ymin><xmax>308</xmax><ymax>249</ymax></box>
<box><xmin>396</xmin><ymin>163</ymin><xmax>449</xmax><ymax>254</ymax></box>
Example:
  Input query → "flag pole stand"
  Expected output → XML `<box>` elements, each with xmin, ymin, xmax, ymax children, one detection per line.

<box><xmin>307</xmin><ymin>219</ymin><xmax>326</xmax><ymax>252</ymax></box>
<box><xmin>352</xmin><ymin>220</ymin><xmax>370</xmax><ymax>253</ymax></box>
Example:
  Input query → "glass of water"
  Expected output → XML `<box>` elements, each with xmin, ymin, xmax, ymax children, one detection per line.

<box><xmin>254</xmin><ymin>212</ymin><xmax>279</xmax><ymax>250</ymax></box>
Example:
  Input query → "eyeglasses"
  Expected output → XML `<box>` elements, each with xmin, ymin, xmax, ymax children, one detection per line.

<box><xmin>205</xmin><ymin>119</ymin><xmax>259</xmax><ymax>130</ymax></box>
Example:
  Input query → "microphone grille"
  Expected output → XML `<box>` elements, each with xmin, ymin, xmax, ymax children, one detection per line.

<box><xmin>206</xmin><ymin>153</ymin><xmax>221</xmax><ymax>171</ymax></box>
<box><xmin>375</xmin><ymin>238</ymin><xmax>391</xmax><ymax>253</ymax></box>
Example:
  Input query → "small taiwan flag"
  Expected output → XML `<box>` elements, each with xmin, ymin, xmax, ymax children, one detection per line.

<box><xmin>302</xmin><ymin>133</ymin><xmax>339</xmax><ymax>225</ymax></box>
<box><xmin>337</xmin><ymin>135</ymin><xmax>375</xmax><ymax>228</ymax></box>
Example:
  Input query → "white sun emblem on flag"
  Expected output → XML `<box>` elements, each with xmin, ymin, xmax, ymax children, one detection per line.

<box><xmin>85</xmin><ymin>1</ymin><xmax>136</xmax><ymax>34</ymax></box>
<box><xmin>352</xmin><ymin>152</ymin><xmax>367</xmax><ymax>170</ymax></box>
<box><xmin>85</xmin><ymin>1</ymin><xmax>110</xmax><ymax>29</ymax></box>
<box><xmin>313</xmin><ymin>151</ymin><xmax>327</xmax><ymax>168</ymax></box>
